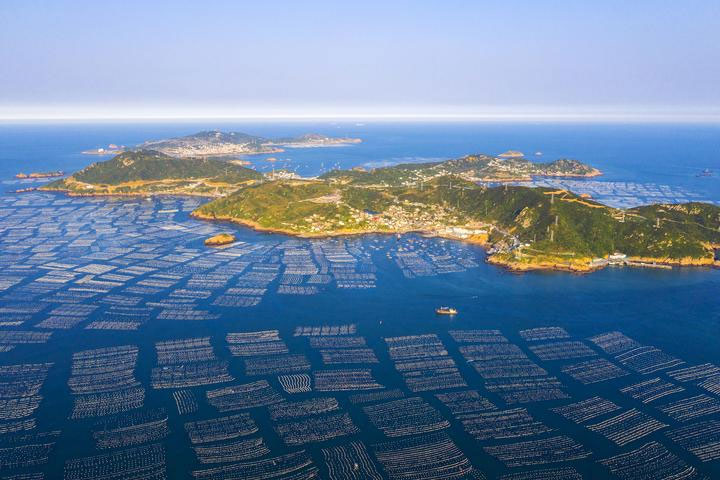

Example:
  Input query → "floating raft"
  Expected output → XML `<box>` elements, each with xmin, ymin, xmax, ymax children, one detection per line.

<box><xmin>484</xmin><ymin>435</ymin><xmax>591</xmax><ymax>468</ymax></box>
<box><xmin>191</xmin><ymin>450</ymin><xmax>318</xmax><ymax>480</ymax></box>
<box><xmin>322</xmin><ymin>441</ymin><xmax>383</xmax><ymax>480</ymax></box>
<box><xmin>586</xmin><ymin>409</ymin><xmax>667</xmax><ymax>446</ymax></box>
<box><xmin>184</xmin><ymin>413</ymin><xmax>258</xmax><ymax>445</ymax></box>
<box><xmin>372</xmin><ymin>431</ymin><xmax>481</xmax><ymax>480</ymax></box>
<box><xmin>598</xmin><ymin>441</ymin><xmax>701</xmax><ymax>480</ymax></box>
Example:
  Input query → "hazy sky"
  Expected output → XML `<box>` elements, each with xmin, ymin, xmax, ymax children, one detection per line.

<box><xmin>1</xmin><ymin>0</ymin><xmax>719</xmax><ymax>119</ymax></box>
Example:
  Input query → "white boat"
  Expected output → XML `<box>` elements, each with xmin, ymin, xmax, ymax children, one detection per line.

<box><xmin>435</xmin><ymin>306</ymin><xmax>458</xmax><ymax>315</ymax></box>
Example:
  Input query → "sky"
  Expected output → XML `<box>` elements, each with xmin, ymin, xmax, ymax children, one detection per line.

<box><xmin>1</xmin><ymin>0</ymin><xmax>719</xmax><ymax>120</ymax></box>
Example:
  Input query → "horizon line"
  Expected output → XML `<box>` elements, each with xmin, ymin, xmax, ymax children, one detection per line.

<box><xmin>1</xmin><ymin>111</ymin><xmax>720</xmax><ymax>123</ymax></box>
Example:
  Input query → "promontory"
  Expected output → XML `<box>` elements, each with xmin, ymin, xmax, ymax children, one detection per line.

<box><xmin>41</xmin><ymin>150</ymin><xmax>720</xmax><ymax>273</ymax></box>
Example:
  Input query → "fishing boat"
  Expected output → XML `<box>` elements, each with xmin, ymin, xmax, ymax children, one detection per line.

<box><xmin>435</xmin><ymin>306</ymin><xmax>458</xmax><ymax>315</ymax></box>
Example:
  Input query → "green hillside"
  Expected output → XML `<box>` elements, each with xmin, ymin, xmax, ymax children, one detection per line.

<box><xmin>72</xmin><ymin>150</ymin><xmax>261</xmax><ymax>184</ymax></box>
<box><xmin>42</xmin><ymin>150</ymin><xmax>261</xmax><ymax>196</ymax></box>
<box><xmin>320</xmin><ymin>153</ymin><xmax>600</xmax><ymax>185</ymax></box>
<box><xmin>140</xmin><ymin>131</ymin><xmax>268</xmax><ymax>151</ymax></box>
<box><xmin>194</xmin><ymin>178</ymin><xmax>720</xmax><ymax>270</ymax></box>
<box><xmin>43</xmin><ymin>150</ymin><xmax>720</xmax><ymax>272</ymax></box>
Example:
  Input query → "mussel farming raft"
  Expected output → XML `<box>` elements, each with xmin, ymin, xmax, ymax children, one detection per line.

<box><xmin>193</xmin><ymin>436</ymin><xmax>270</xmax><ymax>464</ymax></box>
<box><xmin>460</xmin><ymin>407</ymin><xmax>552</xmax><ymax>441</ymax></box>
<box><xmin>322</xmin><ymin>441</ymin><xmax>383</xmax><ymax>480</ymax></box>
<box><xmin>274</xmin><ymin>412</ymin><xmax>359</xmax><ymax>446</ymax></box>
<box><xmin>363</xmin><ymin>397</ymin><xmax>450</xmax><ymax>437</ymax></box>
<box><xmin>64</xmin><ymin>442</ymin><xmax>166</xmax><ymax>480</ymax></box>
<box><xmin>0</xmin><ymin>204</ymin><xmax>716</xmax><ymax>480</ymax></box>
<box><xmin>184</xmin><ymin>413</ymin><xmax>258</xmax><ymax>444</ymax></box>
<box><xmin>451</xmin><ymin>329</ymin><xmax>568</xmax><ymax>404</ymax></box>
<box><xmin>484</xmin><ymin>435</ymin><xmax>591</xmax><ymax>468</ymax></box>
<box><xmin>598</xmin><ymin>441</ymin><xmax>701</xmax><ymax>479</ymax></box>
<box><xmin>173</xmin><ymin>389</ymin><xmax>199</xmax><ymax>415</ymax></box>
<box><xmin>278</xmin><ymin>374</ymin><xmax>312</xmax><ymax>393</ymax></box>
<box><xmin>268</xmin><ymin>397</ymin><xmax>340</xmax><ymax>421</ymax></box>
<box><xmin>372</xmin><ymin>431</ymin><xmax>480</xmax><ymax>480</ymax></box>
<box><xmin>620</xmin><ymin>377</ymin><xmax>685</xmax><ymax>404</ymax></box>
<box><xmin>0</xmin><ymin>363</ymin><xmax>52</xmax><ymax>421</ymax></box>
<box><xmin>91</xmin><ymin>408</ymin><xmax>169</xmax><ymax>449</ymax></box>
<box><xmin>313</xmin><ymin>369</ymin><xmax>384</xmax><ymax>391</ymax></box>
<box><xmin>226</xmin><ymin>330</ymin><xmax>289</xmax><ymax>356</ymax></box>
<box><xmin>68</xmin><ymin>346</ymin><xmax>144</xmax><ymax>419</ymax></box>
<box><xmin>151</xmin><ymin>337</ymin><xmax>233</xmax><ymax>389</ymax></box>
<box><xmin>666</xmin><ymin>419</ymin><xmax>720</xmax><ymax>462</ymax></box>
<box><xmin>0</xmin><ymin>430</ymin><xmax>60</xmax><ymax>471</ymax></box>
<box><xmin>384</xmin><ymin>334</ymin><xmax>467</xmax><ymax>392</ymax></box>
<box><xmin>206</xmin><ymin>380</ymin><xmax>283</xmax><ymax>411</ymax></box>
<box><xmin>586</xmin><ymin>408</ymin><xmax>668</xmax><ymax>446</ymax></box>
<box><xmin>191</xmin><ymin>450</ymin><xmax>318</xmax><ymax>480</ymax></box>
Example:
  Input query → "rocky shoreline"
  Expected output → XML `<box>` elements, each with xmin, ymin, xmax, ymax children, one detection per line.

<box><xmin>488</xmin><ymin>252</ymin><xmax>719</xmax><ymax>273</ymax></box>
<box><xmin>191</xmin><ymin>210</ymin><xmax>719</xmax><ymax>274</ymax></box>
<box><xmin>474</xmin><ymin>169</ymin><xmax>603</xmax><ymax>183</ymax></box>
<box><xmin>38</xmin><ymin>185</ymin><xmax>220</xmax><ymax>199</ymax></box>
<box><xmin>34</xmin><ymin>185</ymin><xmax>720</xmax><ymax>275</ymax></box>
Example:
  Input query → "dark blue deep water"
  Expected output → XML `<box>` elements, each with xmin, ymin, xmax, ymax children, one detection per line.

<box><xmin>0</xmin><ymin>122</ymin><xmax>718</xmax><ymax>480</ymax></box>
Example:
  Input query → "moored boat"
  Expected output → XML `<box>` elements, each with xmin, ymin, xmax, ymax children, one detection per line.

<box><xmin>435</xmin><ymin>306</ymin><xmax>458</xmax><ymax>315</ymax></box>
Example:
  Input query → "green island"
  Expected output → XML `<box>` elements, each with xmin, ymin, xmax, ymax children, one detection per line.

<box><xmin>43</xmin><ymin>150</ymin><xmax>262</xmax><ymax>196</ymax></box>
<box><xmin>42</xmin><ymin>150</ymin><xmax>720</xmax><ymax>273</ymax></box>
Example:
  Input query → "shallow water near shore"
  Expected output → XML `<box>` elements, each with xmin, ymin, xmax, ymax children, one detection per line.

<box><xmin>0</xmin><ymin>122</ymin><xmax>718</xmax><ymax>479</ymax></box>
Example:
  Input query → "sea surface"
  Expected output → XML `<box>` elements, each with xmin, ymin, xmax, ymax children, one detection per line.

<box><xmin>0</xmin><ymin>122</ymin><xmax>718</xmax><ymax>480</ymax></box>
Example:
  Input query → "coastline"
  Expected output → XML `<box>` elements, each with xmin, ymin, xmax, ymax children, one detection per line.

<box><xmin>136</xmin><ymin>147</ymin><xmax>285</xmax><ymax>157</ymax></box>
<box><xmin>191</xmin><ymin>210</ymin><xmax>400</xmax><ymax>238</ymax></box>
<box><xmin>474</xmin><ymin>169</ymin><xmax>603</xmax><ymax>183</ymax></box>
<box><xmin>486</xmin><ymin>255</ymin><xmax>600</xmax><ymax>274</ymax></box>
<box><xmin>119</xmin><ymin>139</ymin><xmax>362</xmax><ymax>158</ymax></box>
<box><xmin>626</xmin><ymin>255</ymin><xmax>719</xmax><ymax>267</ymax></box>
<box><xmin>487</xmin><ymin>251</ymin><xmax>719</xmax><ymax>273</ymax></box>
<box><xmin>38</xmin><ymin>188</ymin><xmax>719</xmax><ymax>276</ymax></box>
<box><xmin>190</xmin><ymin>210</ymin><xmax>719</xmax><ymax>274</ymax></box>
<box><xmin>38</xmin><ymin>186</ymin><xmax>221</xmax><ymax>199</ymax></box>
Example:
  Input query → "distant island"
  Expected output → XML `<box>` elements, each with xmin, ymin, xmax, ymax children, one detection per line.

<box><xmin>81</xmin><ymin>144</ymin><xmax>126</xmax><ymax>155</ymax></box>
<box><xmin>15</xmin><ymin>170</ymin><xmax>64</xmax><ymax>179</ymax></box>
<box><xmin>83</xmin><ymin>130</ymin><xmax>361</xmax><ymax>157</ymax></box>
<box><xmin>498</xmin><ymin>150</ymin><xmax>525</xmax><ymax>158</ymax></box>
<box><xmin>42</xmin><ymin>150</ymin><xmax>720</xmax><ymax>273</ymax></box>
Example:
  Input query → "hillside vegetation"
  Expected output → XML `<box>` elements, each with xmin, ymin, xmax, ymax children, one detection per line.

<box><xmin>42</xmin><ymin>150</ymin><xmax>720</xmax><ymax>272</ymax></box>
<box><xmin>195</xmin><ymin>178</ymin><xmax>720</xmax><ymax>270</ymax></box>
<box><xmin>42</xmin><ymin>150</ymin><xmax>262</xmax><ymax>196</ymax></box>
<box><xmin>321</xmin><ymin>153</ymin><xmax>600</xmax><ymax>184</ymax></box>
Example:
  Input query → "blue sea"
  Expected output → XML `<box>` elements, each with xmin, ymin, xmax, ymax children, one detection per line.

<box><xmin>0</xmin><ymin>122</ymin><xmax>718</xmax><ymax>480</ymax></box>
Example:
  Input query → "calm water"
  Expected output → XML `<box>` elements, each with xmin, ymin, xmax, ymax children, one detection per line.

<box><xmin>0</xmin><ymin>122</ymin><xmax>718</xmax><ymax>479</ymax></box>
<box><xmin>1</xmin><ymin>121</ymin><xmax>719</xmax><ymax>197</ymax></box>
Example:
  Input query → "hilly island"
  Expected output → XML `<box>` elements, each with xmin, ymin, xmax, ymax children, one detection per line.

<box><xmin>42</xmin><ymin>150</ymin><xmax>720</xmax><ymax>273</ymax></box>
<box><xmin>83</xmin><ymin>130</ymin><xmax>362</xmax><ymax>156</ymax></box>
